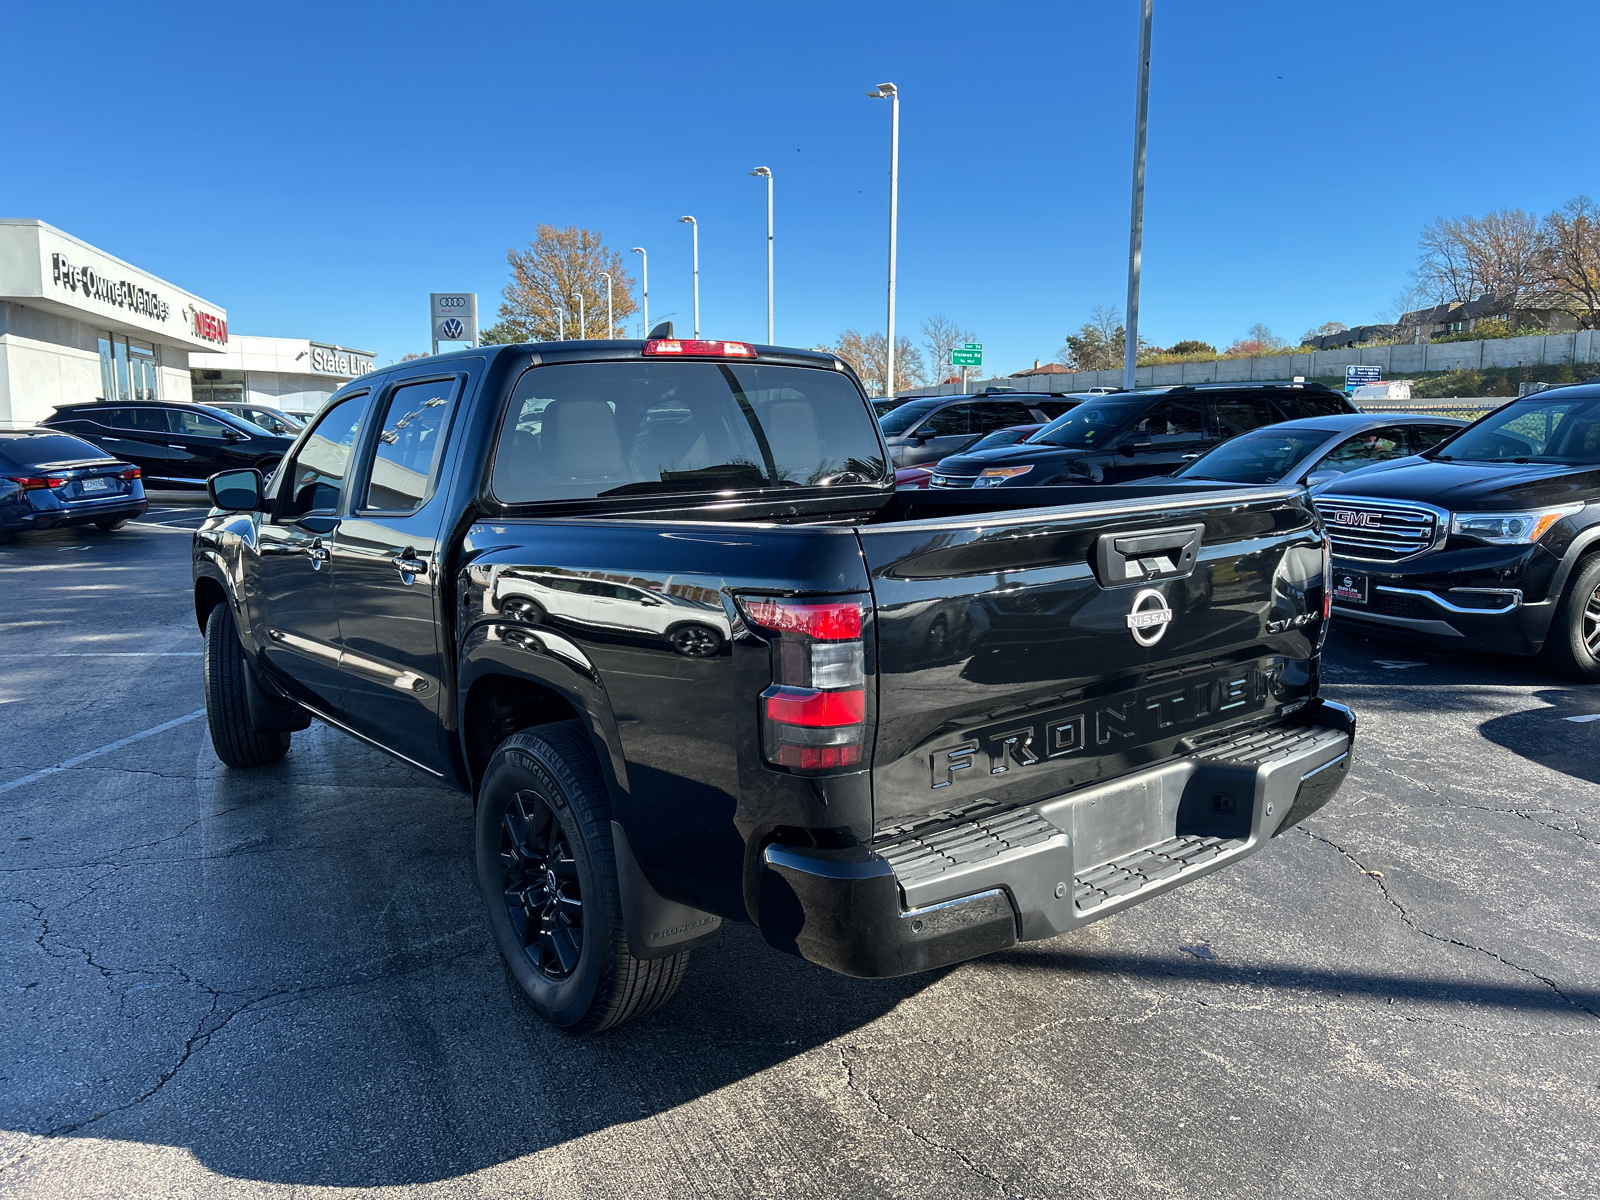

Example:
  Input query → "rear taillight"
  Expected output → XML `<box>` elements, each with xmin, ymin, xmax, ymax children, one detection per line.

<box><xmin>643</xmin><ymin>338</ymin><xmax>756</xmax><ymax>358</ymax></box>
<box><xmin>6</xmin><ymin>476</ymin><xmax>55</xmax><ymax>490</ymax></box>
<box><xmin>743</xmin><ymin>597</ymin><xmax>868</xmax><ymax>773</ymax></box>
<box><xmin>117</xmin><ymin>466</ymin><xmax>140</xmax><ymax>481</ymax></box>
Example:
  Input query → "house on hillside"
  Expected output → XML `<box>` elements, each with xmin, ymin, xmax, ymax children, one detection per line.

<box><xmin>1010</xmin><ymin>361</ymin><xmax>1072</xmax><ymax>378</ymax></box>
<box><xmin>1304</xmin><ymin>291</ymin><xmax>1580</xmax><ymax>351</ymax></box>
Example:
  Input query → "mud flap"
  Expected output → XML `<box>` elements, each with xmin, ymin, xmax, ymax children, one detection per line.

<box><xmin>611</xmin><ymin>821</ymin><xmax>723</xmax><ymax>959</ymax></box>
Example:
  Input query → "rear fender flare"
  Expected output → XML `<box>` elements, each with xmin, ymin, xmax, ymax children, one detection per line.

<box><xmin>456</xmin><ymin>622</ymin><xmax>630</xmax><ymax>804</ymax></box>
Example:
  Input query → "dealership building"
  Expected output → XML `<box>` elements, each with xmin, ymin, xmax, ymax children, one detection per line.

<box><xmin>189</xmin><ymin>336</ymin><xmax>375</xmax><ymax>417</ymax></box>
<box><xmin>0</xmin><ymin>219</ymin><xmax>375</xmax><ymax>427</ymax></box>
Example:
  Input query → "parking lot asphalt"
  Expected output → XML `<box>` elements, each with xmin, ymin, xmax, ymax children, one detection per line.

<box><xmin>1</xmin><ymin>507</ymin><xmax>1596</xmax><ymax>1200</ymax></box>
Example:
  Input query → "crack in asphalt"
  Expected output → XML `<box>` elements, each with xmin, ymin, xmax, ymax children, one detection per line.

<box><xmin>835</xmin><ymin>1045</ymin><xmax>1022</xmax><ymax>1199</ymax></box>
<box><xmin>1299</xmin><ymin>829</ymin><xmax>1600</xmax><ymax>1021</ymax></box>
<box><xmin>6</xmin><ymin>893</ymin><xmax>490</xmax><ymax>1147</ymax></box>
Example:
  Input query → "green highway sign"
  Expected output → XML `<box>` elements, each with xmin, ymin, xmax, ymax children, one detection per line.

<box><xmin>950</xmin><ymin>342</ymin><xmax>983</xmax><ymax>366</ymax></box>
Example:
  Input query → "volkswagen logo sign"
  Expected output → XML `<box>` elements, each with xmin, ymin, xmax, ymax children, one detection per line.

<box><xmin>1125</xmin><ymin>587</ymin><xmax>1173</xmax><ymax>647</ymax></box>
<box><xmin>440</xmin><ymin>317</ymin><xmax>465</xmax><ymax>340</ymax></box>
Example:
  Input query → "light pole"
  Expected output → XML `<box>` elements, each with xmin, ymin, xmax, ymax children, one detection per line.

<box><xmin>867</xmin><ymin>82</ymin><xmax>899</xmax><ymax>399</ymax></box>
<box><xmin>554</xmin><ymin>301</ymin><xmax>564</xmax><ymax>341</ymax></box>
<box><xmin>678</xmin><ymin>215</ymin><xmax>699</xmax><ymax>337</ymax></box>
<box><xmin>749</xmin><ymin>167</ymin><xmax>773</xmax><ymax>343</ymax></box>
<box><xmin>600</xmin><ymin>271</ymin><xmax>614</xmax><ymax>338</ymax></box>
<box><xmin>572</xmin><ymin>291</ymin><xmax>585</xmax><ymax>339</ymax></box>
<box><xmin>1123</xmin><ymin>0</ymin><xmax>1154</xmax><ymax>391</ymax></box>
<box><xmin>631</xmin><ymin>248</ymin><xmax>648</xmax><ymax>336</ymax></box>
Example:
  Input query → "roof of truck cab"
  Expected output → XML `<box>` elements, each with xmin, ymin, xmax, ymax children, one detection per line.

<box><xmin>397</xmin><ymin>340</ymin><xmax>845</xmax><ymax>370</ymax></box>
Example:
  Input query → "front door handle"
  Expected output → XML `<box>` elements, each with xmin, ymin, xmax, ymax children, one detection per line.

<box><xmin>307</xmin><ymin>537</ymin><xmax>331</xmax><ymax>568</ymax></box>
<box><xmin>1181</xmin><ymin>453</ymin><xmax>1201</xmax><ymax>461</ymax></box>
<box><xmin>391</xmin><ymin>549</ymin><xmax>428</xmax><ymax>583</ymax></box>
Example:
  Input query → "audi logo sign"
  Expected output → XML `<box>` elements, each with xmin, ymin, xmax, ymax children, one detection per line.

<box><xmin>437</xmin><ymin>296</ymin><xmax>468</xmax><ymax>309</ymax></box>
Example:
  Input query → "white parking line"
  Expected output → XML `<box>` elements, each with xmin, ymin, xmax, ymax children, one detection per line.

<box><xmin>1563</xmin><ymin>714</ymin><xmax>1600</xmax><ymax>723</ymax></box>
<box><xmin>0</xmin><ymin>708</ymin><xmax>206</xmax><ymax>795</ymax></box>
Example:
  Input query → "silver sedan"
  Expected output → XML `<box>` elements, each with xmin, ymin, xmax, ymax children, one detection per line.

<box><xmin>1171</xmin><ymin>412</ymin><xmax>1470</xmax><ymax>489</ymax></box>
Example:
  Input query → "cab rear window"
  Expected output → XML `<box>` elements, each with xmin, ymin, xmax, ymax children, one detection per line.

<box><xmin>491</xmin><ymin>362</ymin><xmax>888</xmax><ymax>504</ymax></box>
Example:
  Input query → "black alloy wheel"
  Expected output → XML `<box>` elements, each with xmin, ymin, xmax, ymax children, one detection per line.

<box><xmin>475</xmin><ymin>722</ymin><xmax>692</xmax><ymax>1031</ymax></box>
<box><xmin>1540</xmin><ymin>554</ymin><xmax>1600</xmax><ymax>683</ymax></box>
<box><xmin>669</xmin><ymin>624</ymin><xmax>722</xmax><ymax>657</ymax></box>
<box><xmin>500</xmin><ymin>790</ymin><xmax>584</xmax><ymax>980</ymax></box>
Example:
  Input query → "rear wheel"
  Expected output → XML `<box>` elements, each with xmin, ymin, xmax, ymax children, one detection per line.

<box><xmin>476</xmin><ymin>721</ymin><xmax>690</xmax><ymax>1032</ymax></box>
<box><xmin>668</xmin><ymin>624</ymin><xmax>722</xmax><ymax>657</ymax></box>
<box><xmin>1539</xmin><ymin>555</ymin><xmax>1600</xmax><ymax>682</ymax></box>
<box><xmin>203</xmin><ymin>603</ymin><xmax>292</xmax><ymax>766</ymax></box>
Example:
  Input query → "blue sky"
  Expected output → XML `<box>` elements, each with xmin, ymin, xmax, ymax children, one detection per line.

<box><xmin>5</xmin><ymin>1</ymin><xmax>1597</xmax><ymax>376</ymax></box>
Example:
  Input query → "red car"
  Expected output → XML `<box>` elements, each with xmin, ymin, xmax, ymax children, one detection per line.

<box><xmin>894</xmin><ymin>424</ymin><xmax>1045</xmax><ymax>488</ymax></box>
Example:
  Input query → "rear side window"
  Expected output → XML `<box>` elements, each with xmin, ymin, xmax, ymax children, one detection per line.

<box><xmin>1273</xmin><ymin>393</ymin><xmax>1352</xmax><ymax>420</ymax></box>
<box><xmin>1126</xmin><ymin>398</ymin><xmax>1205</xmax><ymax>442</ymax></box>
<box><xmin>111</xmin><ymin>408</ymin><xmax>172</xmax><ymax>432</ymax></box>
<box><xmin>1214</xmin><ymin>396</ymin><xmax>1277</xmax><ymax>435</ymax></box>
<box><xmin>917</xmin><ymin>404</ymin><xmax>974</xmax><ymax>437</ymax></box>
<box><xmin>1412</xmin><ymin>424</ymin><xmax>1460</xmax><ymax>452</ymax></box>
<box><xmin>365</xmin><ymin>378</ymin><xmax>459</xmax><ymax>511</ymax></box>
<box><xmin>1035</xmin><ymin>399</ymin><xmax>1077</xmax><ymax>419</ymax></box>
<box><xmin>280</xmin><ymin>395</ymin><xmax>366</xmax><ymax>518</ymax></box>
<box><xmin>491</xmin><ymin>362</ymin><xmax>887</xmax><ymax>504</ymax></box>
<box><xmin>973</xmin><ymin>402</ymin><xmax>1038</xmax><ymax>432</ymax></box>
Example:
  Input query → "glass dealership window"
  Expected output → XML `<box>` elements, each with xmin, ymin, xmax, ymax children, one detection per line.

<box><xmin>98</xmin><ymin>333</ymin><xmax>160</xmax><ymax>401</ymax></box>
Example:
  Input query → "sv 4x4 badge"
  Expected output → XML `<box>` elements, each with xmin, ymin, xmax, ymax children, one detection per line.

<box><xmin>1126</xmin><ymin>588</ymin><xmax>1173</xmax><ymax>647</ymax></box>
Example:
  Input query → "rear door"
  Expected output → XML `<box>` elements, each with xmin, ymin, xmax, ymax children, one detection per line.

<box><xmin>101</xmin><ymin>408</ymin><xmax>177</xmax><ymax>479</ymax></box>
<box><xmin>904</xmin><ymin>403</ymin><xmax>977</xmax><ymax>466</ymax></box>
<box><xmin>858</xmin><ymin>490</ymin><xmax>1325</xmax><ymax>834</ymax></box>
<box><xmin>330</xmin><ymin>364</ymin><xmax>475</xmax><ymax>772</ymax></box>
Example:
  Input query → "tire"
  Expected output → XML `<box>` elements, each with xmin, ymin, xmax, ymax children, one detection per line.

<box><xmin>476</xmin><ymin>721</ymin><xmax>689</xmax><ymax>1032</ymax></box>
<box><xmin>94</xmin><ymin>518</ymin><xmax>127</xmax><ymax>532</ymax></box>
<box><xmin>1539</xmin><ymin>554</ymin><xmax>1600</xmax><ymax>682</ymax></box>
<box><xmin>668</xmin><ymin>623</ymin><xmax>723</xmax><ymax>657</ymax></box>
<box><xmin>203</xmin><ymin>603</ymin><xmax>292</xmax><ymax>767</ymax></box>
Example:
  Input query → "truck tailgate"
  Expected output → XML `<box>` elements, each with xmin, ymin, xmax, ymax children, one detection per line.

<box><xmin>857</xmin><ymin>487</ymin><xmax>1327</xmax><ymax>837</ymax></box>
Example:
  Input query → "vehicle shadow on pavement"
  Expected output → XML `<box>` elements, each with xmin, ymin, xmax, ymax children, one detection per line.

<box><xmin>1477</xmin><ymin>687</ymin><xmax>1600</xmax><ymax>785</ymax></box>
<box><xmin>985</xmin><ymin>944</ymin><xmax>1600</xmax><ymax>1017</ymax></box>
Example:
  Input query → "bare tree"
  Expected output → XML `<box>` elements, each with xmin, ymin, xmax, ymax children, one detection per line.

<box><xmin>499</xmin><ymin>225</ymin><xmax>639</xmax><ymax>341</ymax></box>
<box><xmin>827</xmin><ymin>330</ymin><xmax>925</xmax><ymax>396</ymax></box>
<box><xmin>920</xmin><ymin>314</ymin><xmax>975</xmax><ymax>385</ymax></box>
<box><xmin>1415</xmin><ymin>208</ymin><xmax>1544</xmax><ymax>305</ymax></box>
<box><xmin>1540</xmin><ymin>196</ymin><xmax>1600</xmax><ymax>329</ymax></box>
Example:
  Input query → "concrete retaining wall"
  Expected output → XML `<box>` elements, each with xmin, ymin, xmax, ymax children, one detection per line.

<box><xmin>896</xmin><ymin>329</ymin><xmax>1600</xmax><ymax>398</ymax></box>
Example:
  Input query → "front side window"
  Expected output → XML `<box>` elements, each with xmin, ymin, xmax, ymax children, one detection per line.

<box><xmin>280</xmin><ymin>395</ymin><xmax>366</xmax><ymax>518</ymax></box>
<box><xmin>878</xmin><ymin>400</ymin><xmax>939</xmax><ymax>436</ymax></box>
<box><xmin>917</xmin><ymin>404</ymin><xmax>974</xmax><ymax>438</ymax></box>
<box><xmin>1126</xmin><ymin>398</ymin><xmax>1206</xmax><ymax>443</ymax></box>
<box><xmin>1412</xmin><ymin>425</ymin><xmax>1460</xmax><ymax>453</ymax></box>
<box><xmin>1028</xmin><ymin>400</ymin><xmax>1144</xmax><ymax>449</ymax></box>
<box><xmin>973</xmin><ymin>402</ymin><xmax>1038</xmax><ymax>433</ymax></box>
<box><xmin>365</xmin><ymin>378</ymin><xmax>458</xmax><ymax>511</ymax></box>
<box><xmin>491</xmin><ymin>362</ymin><xmax>886</xmax><ymax>504</ymax></box>
<box><xmin>1273</xmin><ymin>393</ymin><xmax>1352</xmax><ymax>420</ymax></box>
<box><xmin>171</xmin><ymin>410</ymin><xmax>231</xmax><ymax>438</ymax></box>
<box><xmin>1323</xmin><ymin>427</ymin><xmax>1411</xmax><ymax>468</ymax></box>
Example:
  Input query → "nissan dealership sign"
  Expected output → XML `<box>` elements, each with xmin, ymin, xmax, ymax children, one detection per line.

<box><xmin>1</xmin><ymin>219</ymin><xmax>225</xmax><ymax>352</ymax></box>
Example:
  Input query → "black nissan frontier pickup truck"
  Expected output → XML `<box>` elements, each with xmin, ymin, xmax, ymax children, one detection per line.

<box><xmin>192</xmin><ymin>333</ymin><xmax>1354</xmax><ymax>1032</ymax></box>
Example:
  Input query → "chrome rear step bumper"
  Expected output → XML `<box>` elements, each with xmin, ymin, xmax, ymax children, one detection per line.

<box><xmin>757</xmin><ymin>699</ymin><xmax>1354</xmax><ymax>977</ymax></box>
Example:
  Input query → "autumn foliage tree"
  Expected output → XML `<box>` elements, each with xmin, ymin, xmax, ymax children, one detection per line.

<box><xmin>499</xmin><ymin>225</ymin><xmax>639</xmax><ymax>341</ymax></box>
<box><xmin>824</xmin><ymin>331</ymin><xmax>925</xmax><ymax>396</ymax></box>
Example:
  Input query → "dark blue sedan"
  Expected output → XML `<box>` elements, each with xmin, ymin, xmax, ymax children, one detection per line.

<box><xmin>0</xmin><ymin>429</ymin><xmax>146</xmax><ymax>543</ymax></box>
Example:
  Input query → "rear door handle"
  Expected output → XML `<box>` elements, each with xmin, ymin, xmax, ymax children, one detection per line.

<box><xmin>1181</xmin><ymin>454</ymin><xmax>1201</xmax><ymax>460</ymax></box>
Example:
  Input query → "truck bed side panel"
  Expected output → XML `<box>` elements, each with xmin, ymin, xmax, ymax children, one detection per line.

<box><xmin>456</xmin><ymin>518</ymin><xmax>874</xmax><ymax>923</ymax></box>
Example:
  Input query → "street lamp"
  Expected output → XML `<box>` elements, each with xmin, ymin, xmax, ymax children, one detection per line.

<box><xmin>600</xmin><ymin>271</ymin><xmax>614</xmax><ymax>338</ymax></box>
<box><xmin>678</xmin><ymin>216</ymin><xmax>699</xmax><ymax>337</ymax></box>
<box><xmin>866</xmin><ymin>82</ymin><xmax>899</xmax><ymax>400</ymax></box>
<box><xmin>572</xmin><ymin>291</ymin><xmax>586</xmax><ymax>339</ymax></box>
<box><xmin>554</xmin><ymin>301</ymin><xmax>565</xmax><ymax>341</ymax></box>
<box><xmin>749</xmin><ymin>167</ymin><xmax>773</xmax><ymax>344</ymax></box>
<box><xmin>631</xmin><ymin>247</ymin><xmax>648</xmax><ymax>336</ymax></box>
<box><xmin>1123</xmin><ymin>0</ymin><xmax>1154</xmax><ymax>391</ymax></box>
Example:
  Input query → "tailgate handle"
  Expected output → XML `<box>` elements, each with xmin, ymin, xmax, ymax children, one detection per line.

<box><xmin>1095</xmin><ymin>523</ymin><xmax>1204</xmax><ymax>586</ymax></box>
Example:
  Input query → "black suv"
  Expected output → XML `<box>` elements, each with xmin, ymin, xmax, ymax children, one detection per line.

<box><xmin>929</xmin><ymin>382</ymin><xmax>1357</xmax><ymax>488</ymax></box>
<box><xmin>878</xmin><ymin>388</ymin><xmax>1086</xmax><ymax>467</ymax></box>
<box><xmin>44</xmin><ymin>400</ymin><xmax>296</xmax><ymax>488</ymax></box>
<box><xmin>1315</xmin><ymin>382</ymin><xmax>1600</xmax><ymax>680</ymax></box>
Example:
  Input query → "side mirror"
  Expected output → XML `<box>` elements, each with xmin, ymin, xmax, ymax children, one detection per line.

<box><xmin>221</xmin><ymin>428</ymin><xmax>246</xmax><ymax>442</ymax></box>
<box><xmin>1304</xmin><ymin>470</ymin><xmax>1342</xmax><ymax>488</ymax></box>
<box><xmin>911</xmin><ymin>432</ymin><xmax>930</xmax><ymax>445</ymax></box>
<box><xmin>1117</xmin><ymin>443</ymin><xmax>1138</xmax><ymax>458</ymax></box>
<box><xmin>207</xmin><ymin>468</ymin><xmax>262</xmax><ymax>512</ymax></box>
